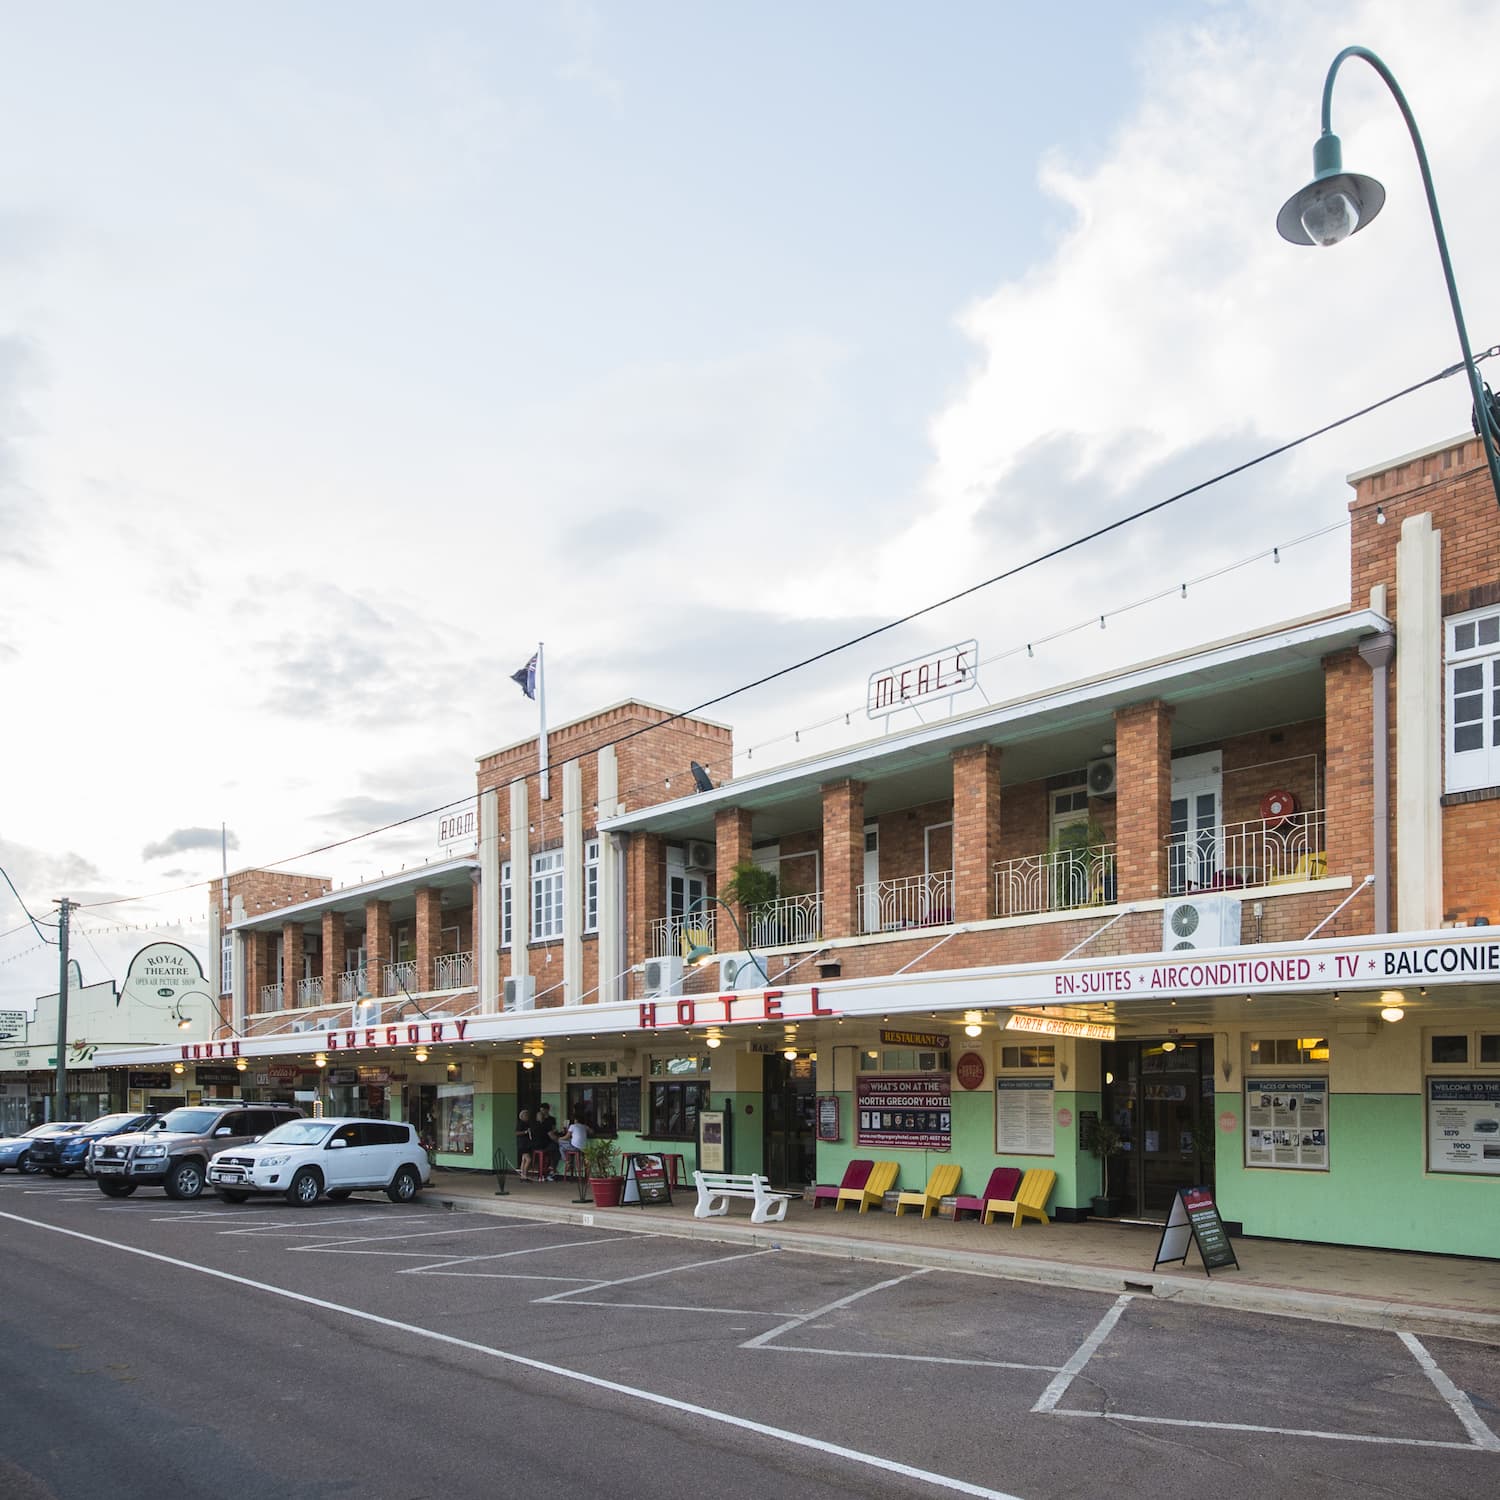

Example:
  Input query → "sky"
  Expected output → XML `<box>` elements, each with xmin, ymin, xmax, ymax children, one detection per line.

<box><xmin>4</xmin><ymin>0</ymin><xmax>1499</xmax><ymax>1011</ymax></box>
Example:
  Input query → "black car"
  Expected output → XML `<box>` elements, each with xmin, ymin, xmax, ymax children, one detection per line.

<box><xmin>27</xmin><ymin>1111</ymin><xmax>159</xmax><ymax>1178</ymax></box>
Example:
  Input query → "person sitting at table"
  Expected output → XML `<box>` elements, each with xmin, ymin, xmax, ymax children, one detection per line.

<box><xmin>554</xmin><ymin>1113</ymin><xmax>589</xmax><ymax>1177</ymax></box>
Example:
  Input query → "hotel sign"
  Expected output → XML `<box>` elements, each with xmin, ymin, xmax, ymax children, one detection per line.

<box><xmin>868</xmin><ymin>640</ymin><xmax>977</xmax><ymax>719</ymax></box>
<box><xmin>1006</xmin><ymin>1014</ymin><xmax>1117</xmax><ymax>1041</ymax></box>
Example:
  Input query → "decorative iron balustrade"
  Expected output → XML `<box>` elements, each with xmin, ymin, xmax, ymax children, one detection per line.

<box><xmin>295</xmin><ymin>976</ymin><xmax>324</xmax><ymax>1006</ymax></box>
<box><xmin>337</xmin><ymin>968</ymin><xmax>364</xmax><ymax>1003</ymax></box>
<box><xmin>259</xmin><ymin>982</ymin><xmax>283</xmax><ymax>1010</ymax></box>
<box><xmin>745</xmin><ymin>893</ymin><xmax>823</xmax><ymax>948</ymax></box>
<box><xmin>434</xmin><ymin>951</ymin><xmax>474</xmax><ymax>990</ymax></box>
<box><xmin>649</xmin><ymin>910</ymin><xmax>717</xmax><ymax>960</ymax></box>
<box><xmin>993</xmin><ymin>843</ymin><xmax>1118</xmax><ymax>917</ymax></box>
<box><xmin>857</xmin><ymin>871</ymin><xmax>954</xmax><ymax>934</ymax></box>
<box><xmin>1166</xmin><ymin>809</ymin><xmax>1327</xmax><ymax>895</ymax></box>
<box><xmin>384</xmin><ymin>959</ymin><xmax>417</xmax><ymax>996</ymax></box>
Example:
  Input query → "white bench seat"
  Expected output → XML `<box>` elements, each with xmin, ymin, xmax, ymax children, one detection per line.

<box><xmin>693</xmin><ymin>1170</ymin><xmax>793</xmax><ymax>1225</ymax></box>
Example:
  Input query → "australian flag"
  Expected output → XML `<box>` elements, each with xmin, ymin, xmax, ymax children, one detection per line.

<box><xmin>511</xmin><ymin>653</ymin><xmax>538</xmax><ymax>700</ymax></box>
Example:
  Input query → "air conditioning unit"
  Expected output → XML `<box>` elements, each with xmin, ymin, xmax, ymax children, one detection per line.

<box><xmin>1086</xmin><ymin>757</ymin><xmax>1117</xmax><ymax>798</ymax></box>
<box><xmin>642</xmin><ymin>955</ymin><xmax>683</xmax><ymax>998</ymax></box>
<box><xmin>290</xmin><ymin>1018</ymin><xmax>328</xmax><ymax>1034</ymax></box>
<box><xmin>503</xmin><ymin>975</ymin><xmax>536</xmax><ymax>1011</ymax></box>
<box><xmin>719</xmin><ymin>952</ymin><xmax>769</xmax><ymax>991</ymax></box>
<box><xmin>684</xmin><ymin>840</ymin><xmax>714</xmax><ymax>871</ymax></box>
<box><xmin>1162</xmin><ymin>895</ymin><xmax>1242</xmax><ymax>951</ymax></box>
<box><xmin>354</xmin><ymin>1000</ymin><xmax>380</xmax><ymax>1027</ymax></box>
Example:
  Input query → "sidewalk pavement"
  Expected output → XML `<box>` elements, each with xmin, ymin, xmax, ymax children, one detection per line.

<box><xmin>426</xmin><ymin>1168</ymin><xmax>1500</xmax><ymax>1343</ymax></box>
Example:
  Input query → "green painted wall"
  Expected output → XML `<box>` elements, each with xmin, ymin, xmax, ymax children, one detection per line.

<box><xmin>1216</xmin><ymin>1093</ymin><xmax>1497</xmax><ymax>1257</ymax></box>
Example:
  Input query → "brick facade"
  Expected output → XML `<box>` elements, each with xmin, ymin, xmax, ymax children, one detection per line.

<box><xmin>952</xmin><ymin>744</ymin><xmax>1002</xmax><ymax>924</ymax></box>
<box><xmin>1114</xmin><ymin>699</ymin><xmax>1173</xmax><ymax>901</ymax></box>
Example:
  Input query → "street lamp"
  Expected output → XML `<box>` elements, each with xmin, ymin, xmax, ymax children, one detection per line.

<box><xmin>172</xmin><ymin>989</ymin><xmax>243</xmax><ymax>1037</ymax></box>
<box><xmin>681</xmin><ymin>895</ymin><xmax>770</xmax><ymax>986</ymax></box>
<box><xmin>1277</xmin><ymin>45</ymin><xmax>1500</xmax><ymax>506</ymax></box>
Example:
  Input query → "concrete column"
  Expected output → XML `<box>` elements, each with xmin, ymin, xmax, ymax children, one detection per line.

<box><xmin>596</xmin><ymin>748</ymin><xmax>622</xmax><ymax>1004</ymax></box>
<box><xmin>509</xmin><ymin>780</ymin><xmax>530</xmax><ymax>970</ymax></box>
<box><xmin>365</xmin><ymin>900</ymin><xmax>391</xmax><ymax>998</ymax></box>
<box><xmin>1396</xmin><ymin>512</ymin><xmax>1443</xmax><ymax>930</ymax></box>
<box><xmin>821</xmin><ymin>779</ymin><xmax>865</xmax><ymax>938</ymax></box>
<box><xmin>562</xmin><ymin>758</ymin><xmax>584</xmax><ymax>1006</ymax></box>
<box><xmin>478</xmin><ymin>788</ymin><xmax>501</xmax><ymax>1012</ymax></box>
<box><xmin>951</xmin><ymin>744</ymin><xmax>1002</xmax><ymax>925</ymax></box>
<box><xmin>1114</xmin><ymin>700</ymin><xmax>1173</xmax><ymax>901</ymax></box>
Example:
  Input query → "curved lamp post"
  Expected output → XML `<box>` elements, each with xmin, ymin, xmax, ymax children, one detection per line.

<box><xmin>1277</xmin><ymin>45</ymin><xmax>1500</xmax><ymax>506</ymax></box>
<box><xmin>173</xmin><ymin>989</ymin><xmax>243</xmax><ymax>1037</ymax></box>
<box><xmin>681</xmin><ymin>895</ymin><xmax>770</xmax><ymax>987</ymax></box>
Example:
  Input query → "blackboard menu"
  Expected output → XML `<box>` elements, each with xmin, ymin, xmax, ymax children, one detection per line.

<box><xmin>617</xmin><ymin>1076</ymin><xmax>642</xmax><ymax>1133</ymax></box>
<box><xmin>1154</xmin><ymin>1185</ymin><xmax>1239</xmax><ymax>1276</ymax></box>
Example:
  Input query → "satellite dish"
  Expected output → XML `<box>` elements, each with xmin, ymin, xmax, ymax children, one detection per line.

<box><xmin>690</xmin><ymin>761</ymin><xmax>714</xmax><ymax>793</ymax></box>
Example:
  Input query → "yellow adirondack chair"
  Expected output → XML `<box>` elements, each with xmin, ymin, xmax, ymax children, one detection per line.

<box><xmin>893</xmin><ymin>1162</ymin><xmax>963</xmax><ymax>1219</ymax></box>
<box><xmin>835</xmin><ymin>1159</ymin><xmax>899</xmax><ymax>1212</ymax></box>
<box><xmin>983</xmin><ymin>1168</ymin><xmax>1056</xmax><ymax>1228</ymax></box>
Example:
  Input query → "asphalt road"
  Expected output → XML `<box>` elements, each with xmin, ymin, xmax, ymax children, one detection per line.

<box><xmin>1</xmin><ymin>1173</ymin><xmax>1497</xmax><ymax>1500</ymax></box>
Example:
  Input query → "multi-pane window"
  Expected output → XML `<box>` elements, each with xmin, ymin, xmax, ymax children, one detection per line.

<box><xmin>1248</xmin><ymin>1036</ymin><xmax>1329</xmax><ymax>1066</ymax></box>
<box><xmin>1446</xmin><ymin>606</ymin><xmax>1500</xmax><ymax>792</ymax></box>
<box><xmin>221</xmin><ymin>934</ymin><xmax>233</xmax><ymax>996</ymax></box>
<box><xmin>500</xmin><ymin>861</ymin><xmax>512</xmax><ymax>949</ymax></box>
<box><xmin>532</xmin><ymin>850</ymin><xmax>564</xmax><ymax>941</ymax></box>
<box><xmin>584</xmin><ymin>839</ymin><xmax>600</xmax><ymax>934</ymax></box>
<box><xmin>1000</xmin><ymin>1044</ymin><xmax>1056</xmax><ymax>1070</ymax></box>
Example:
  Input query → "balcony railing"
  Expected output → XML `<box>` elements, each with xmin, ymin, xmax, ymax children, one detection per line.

<box><xmin>1167</xmin><ymin>809</ymin><xmax>1326</xmax><ymax>895</ymax></box>
<box><xmin>858</xmin><ymin>871</ymin><xmax>953</xmax><ymax>934</ymax></box>
<box><xmin>650</xmin><ymin>910</ymin><xmax>717</xmax><ymax>960</ymax></box>
<box><xmin>745</xmin><ymin>893</ymin><xmax>822</xmax><ymax>948</ymax></box>
<box><xmin>384</xmin><ymin>959</ymin><xmax>417</xmax><ymax>996</ymax></box>
<box><xmin>337</xmin><ymin>968</ymin><xmax>364</xmax><ymax>1003</ymax></box>
<box><xmin>993</xmin><ymin>843</ymin><xmax>1118</xmax><ymax>918</ymax></box>
<box><xmin>296</xmin><ymin>976</ymin><xmax>324</xmax><ymax>1007</ymax></box>
<box><xmin>259</xmin><ymin>982</ymin><xmax>283</xmax><ymax>1010</ymax></box>
<box><xmin>434</xmin><ymin>951</ymin><xmax>474</xmax><ymax>990</ymax></box>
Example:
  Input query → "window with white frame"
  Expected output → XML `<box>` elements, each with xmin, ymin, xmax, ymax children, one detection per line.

<box><xmin>1446</xmin><ymin>605</ymin><xmax>1500</xmax><ymax>792</ymax></box>
<box><xmin>500</xmin><ymin>861</ymin><xmax>512</xmax><ymax>949</ymax></box>
<box><xmin>220</xmin><ymin>934</ymin><xmax>233</xmax><ymax>996</ymax></box>
<box><xmin>584</xmin><ymin>839</ymin><xmax>600</xmax><ymax>934</ymax></box>
<box><xmin>531</xmin><ymin>849</ymin><xmax>564</xmax><ymax>941</ymax></box>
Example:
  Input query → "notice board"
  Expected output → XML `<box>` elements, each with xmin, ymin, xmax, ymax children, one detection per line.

<box><xmin>1153</xmin><ymin>1185</ymin><xmax>1240</xmax><ymax>1276</ymax></box>
<box><xmin>621</xmin><ymin>1152</ymin><xmax>673</xmax><ymax>1206</ymax></box>
<box><xmin>616</xmin><ymin>1076</ymin><xmax>642</xmax><ymax>1133</ymax></box>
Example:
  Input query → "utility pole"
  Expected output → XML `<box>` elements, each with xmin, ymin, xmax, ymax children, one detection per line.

<box><xmin>54</xmin><ymin>898</ymin><xmax>73</xmax><ymax>1122</ymax></box>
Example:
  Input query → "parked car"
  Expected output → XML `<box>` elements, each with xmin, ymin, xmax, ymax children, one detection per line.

<box><xmin>92</xmin><ymin>1102</ymin><xmax>302</xmax><ymax>1200</ymax></box>
<box><xmin>208</xmin><ymin>1117</ymin><xmax>430</xmax><ymax>1206</ymax></box>
<box><xmin>0</xmin><ymin>1122</ymin><xmax>86</xmax><ymax>1174</ymax></box>
<box><xmin>26</xmin><ymin>1111</ymin><xmax>159</xmax><ymax>1177</ymax></box>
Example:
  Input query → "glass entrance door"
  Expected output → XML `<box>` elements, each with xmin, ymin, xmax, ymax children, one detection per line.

<box><xmin>1101</xmin><ymin>1038</ymin><xmax>1215</xmax><ymax>1218</ymax></box>
<box><xmin>762</xmin><ymin>1054</ymin><xmax>817</xmax><ymax>1190</ymax></box>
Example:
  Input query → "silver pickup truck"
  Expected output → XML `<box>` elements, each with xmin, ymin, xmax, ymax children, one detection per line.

<box><xmin>92</xmin><ymin>1102</ymin><xmax>303</xmax><ymax>1199</ymax></box>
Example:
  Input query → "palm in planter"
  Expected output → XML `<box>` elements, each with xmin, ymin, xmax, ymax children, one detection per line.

<box><xmin>717</xmin><ymin>860</ymin><xmax>780</xmax><ymax>943</ymax></box>
<box><xmin>583</xmin><ymin>1136</ymin><xmax>624</xmax><ymax>1208</ymax></box>
<box><xmin>1080</xmin><ymin>1115</ymin><xmax>1125</xmax><ymax>1217</ymax></box>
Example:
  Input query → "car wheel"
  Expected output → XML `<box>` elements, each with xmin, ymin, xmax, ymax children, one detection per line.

<box><xmin>48</xmin><ymin>1168</ymin><xmax>73</xmax><ymax>1178</ymax></box>
<box><xmin>387</xmin><ymin>1165</ymin><xmax>421</xmax><ymax>1204</ymax></box>
<box><xmin>163</xmin><ymin>1159</ymin><xmax>205</xmax><ymax>1200</ymax></box>
<box><xmin>286</xmin><ymin>1167</ymin><xmax>322</xmax><ymax>1207</ymax></box>
<box><xmin>18</xmin><ymin>1152</ymin><xmax>39</xmax><ymax>1175</ymax></box>
<box><xmin>98</xmin><ymin>1180</ymin><xmax>135</xmax><ymax>1198</ymax></box>
<box><xmin>215</xmin><ymin>1189</ymin><xmax>250</xmax><ymax>1204</ymax></box>
<box><xmin>326</xmin><ymin>1189</ymin><xmax>352</xmax><ymax>1201</ymax></box>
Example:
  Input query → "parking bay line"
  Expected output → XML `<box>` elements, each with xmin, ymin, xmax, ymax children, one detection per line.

<box><xmin>0</xmin><ymin>1208</ymin><xmax>1029</xmax><ymax>1500</ymax></box>
<box><xmin>534</xmin><ymin>1247</ymin><xmax>777</xmax><ymax>1305</ymax></box>
<box><xmin>1030</xmin><ymin>1294</ymin><xmax>1133</xmax><ymax>1414</ymax></box>
<box><xmin>768</xmin><ymin>1344</ymin><xmax>1059</xmax><ymax>1374</ymax></box>
<box><xmin>1400</xmin><ymin>1331</ymin><xmax>1500</xmax><ymax>1451</ymax></box>
<box><xmin>740</xmin><ymin>1267</ymin><xmax>931</xmax><ymax>1350</ymax></box>
<box><xmin>397</xmin><ymin>1234</ymin><xmax>661</xmax><ymax>1274</ymax></box>
<box><xmin>1045</xmin><ymin>1408</ymin><xmax>1492</xmax><ymax>1453</ymax></box>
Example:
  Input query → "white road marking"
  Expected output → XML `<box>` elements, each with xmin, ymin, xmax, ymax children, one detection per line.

<box><xmin>1030</xmin><ymin>1293</ymin><xmax>1133</xmax><ymax>1413</ymax></box>
<box><xmin>534</xmin><ymin>1247</ymin><xmax>775</xmax><ymax>1304</ymax></box>
<box><xmin>544</xmin><ymin>1298</ymin><xmax>810</xmax><ymax>1317</ymax></box>
<box><xmin>767</xmin><ymin>1344</ymin><xmax>1059</xmax><ymax>1373</ymax></box>
<box><xmin>740</xmin><ymin>1268</ymin><xmax>929</xmax><ymax>1349</ymax></box>
<box><xmin>1400</xmin><ymin>1331</ymin><xmax>1500</xmax><ymax>1451</ymax></box>
<box><xmin>0</xmin><ymin>1209</ymin><xmax>1029</xmax><ymax>1500</ymax></box>
<box><xmin>1047</xmin><ymin>1408</ymin><xmax>1490</xmax><ymax>1451</ymax></box>
<box><xmin>397</xmin><ymin>1235</ymin><xmax>657</xmax><ymax>1274</ymax></box>
<box><xmin>278</xmin><ymin>1221</ymin><xmax>535</xmax><ymax>1249</ymax></box>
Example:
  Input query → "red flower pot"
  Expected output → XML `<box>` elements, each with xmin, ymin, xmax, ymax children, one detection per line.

<box><xmin>589</xmin><ymin>1175</ymin><xmax>625</xmax><ymax>1208</ymax></box>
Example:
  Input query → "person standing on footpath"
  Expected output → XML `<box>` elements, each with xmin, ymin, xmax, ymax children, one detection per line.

<box><xmin>530</xmin><ymin>1104</ymin><xmax>558</xmax><ymax>1181</ymax></box>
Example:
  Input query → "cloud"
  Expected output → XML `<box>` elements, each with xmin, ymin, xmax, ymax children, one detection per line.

<box><xmin>142</xmin><ymin>827</ymin><xmax>240</xmax><ymax>862</ymax></box>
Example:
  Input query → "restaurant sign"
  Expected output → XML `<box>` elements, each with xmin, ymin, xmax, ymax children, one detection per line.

<box><xmin>868</xmin><ymin>640</ymin><xmax>977</xmax><ymax>720</ymax></box>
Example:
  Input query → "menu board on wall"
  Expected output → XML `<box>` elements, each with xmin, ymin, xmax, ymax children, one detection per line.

<box><xmin>856</xmin><ymin>1074</ymin><xmax>951</xmax><ymax>1150</ymax></box>
<box><xmin>1427</xmin><ymin>1078</ymin><xmax>1500</xmax><ymax>1176</ymax></box>
<box><xmin>1244</xmin><ymin>1077</ymin><xmax>1328</xmax><ymax>1170</ymax></box>
<box><xmin>616</xmin><ymin>1076</ymin><xmax>642</xmax><ymax>1133</ymax></box>
<box><xmin>995</xmin><ymin>1078</ymin><xmax>1055</xmax><ymax>1156</ymax></box>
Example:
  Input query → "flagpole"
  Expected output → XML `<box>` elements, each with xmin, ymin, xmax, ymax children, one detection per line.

<box><xmin>537</xmin><ymin>641</ymin><xmax>549</xmax><ymax>800</ymax></box>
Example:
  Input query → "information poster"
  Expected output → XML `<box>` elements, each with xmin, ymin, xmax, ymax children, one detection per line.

<box><xmin>622</xmin><ymin>1152</ymin><xmax>673</xmax><ymax>1205</ymax></box>
<box><xmin>816</xmin><ymin>1096</ymin><xmax>841</xmax><ymax>1142</ymax></box>
<box><xmin>1154</xmin><ymin>1185</ymin><xmax>1240</xmax><ymax>1275</ymax></box>
<box><xmin>1427</xmin><ymin>1078</ymin><xmax>1500</xmax><ymax>1176</ymax></box>
<box><xmin>856</xmin><ymin>1074</ymin><xmax>951</xmax><ymax>1150</ymax></box>
<box><xmin>995</xmin><ymin>1078</ymin><xmax>1055</xmax><ymax>1156</ymax></box>
<box><xmin>1244</xmin><ymin>1076</ymin><xmax>1328</xmax><ymax>1170</ymax></box>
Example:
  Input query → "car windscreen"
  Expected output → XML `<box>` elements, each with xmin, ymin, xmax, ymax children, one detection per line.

<box><xmin>256</xmin><ymin>1122</ymin><xmax>334</xmax><ymax>1147</ymax></box>
<box><xmin>28</xmin><ymin>1122</ymin><xmax>83</xmax><ymax>1137</ymax></box>
<box><xmin>151</xmin><ymin>1108</ymin><xmax>220</xmax><ymax>1135</ymax></box>
<box><xmin>85</xmin><ymin>1114</ymin><xmax>140</xmax><ymax>1134</ymax></box>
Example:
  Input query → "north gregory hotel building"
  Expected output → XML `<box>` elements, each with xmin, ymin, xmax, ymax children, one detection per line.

<box><xmin>108</xmin><ymin>430</ymin><xmax>1499</xmax><ymax>1258</ymax></box>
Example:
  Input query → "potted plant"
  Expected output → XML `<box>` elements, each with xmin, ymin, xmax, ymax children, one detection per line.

<box><xmin>1080</xmin><ymin>1114</ymin><xmax>1125</xmax><ymax>1218</ymax></box>
<box><xmin>718</xmin><ymin>860</ymin><xmax>778</xmax><ymax>910</ymax></box>
<box><xmin>1048</xmin><ymin>817</ymin><xmax>1112</xmax><ymax>908</ymax></box>
<box><xmin>583</xmin><ymin>1136</ymin><xmax>625</xmax><ymax>1208</ymax></box>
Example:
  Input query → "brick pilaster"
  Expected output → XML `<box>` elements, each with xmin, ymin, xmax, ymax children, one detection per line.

<box><xmin>821</xmin><ymin>779</ymin><xmax>865</xmax><ymax>938</ymax></box>
<box><xmin>714</xmin><ymin>806</ymin><xmax>755</xmax><ymax>938</ymax></box>
<box><xmin>281</xmin><ymin>922</ymin><xmax>304</xmax><ymax>1011</ymax></box>
<box><xmin>245</xmin><ymin>931</ymin><xmax>270</xmax><ymax>1018</ymax></box>
<box><xmin>952</xmin><ymin>744</ymin><xmax>1002</xmax><ymax>924</ymax></box>
<box><xmin>365</xmin><ymin>899</ymin><xmax>391</xmax><ymax>998</ymax></box>
<box><xmin>1114</xmin><ymin>700</ymin><xmax>1173</xmax><ymax>900</ymax></box>
<box><xmin>625</xmin><ymin>834</ymin><xmax>663</xmax><ymax>974</ymax></box>
<box><xmin>1323</xmin><ymin>648</ymin><xmax>1373</xmax><ymax>904</ymax></box>
<box><xmin>414</xmin><ymin>886</ymin><xmax>442</xmax><ymax>992</ymax></box>
<box><xmin>321</xmin><ymin>910</ymin><xmax>344</xmax><ymax>1006</ymax></box>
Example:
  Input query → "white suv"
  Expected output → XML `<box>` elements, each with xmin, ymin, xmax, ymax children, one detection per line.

<box><xmin>207</xmin><ymin>1118</ymin><xmax>430</xmax><ymax>1206</ymax></box>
